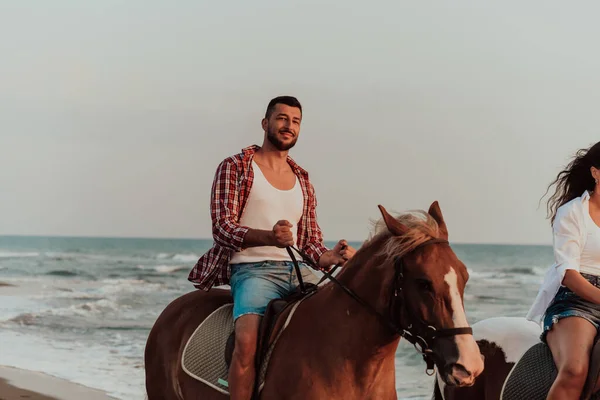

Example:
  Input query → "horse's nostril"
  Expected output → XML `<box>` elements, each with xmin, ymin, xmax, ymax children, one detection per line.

<box><xmin>450</xmin><ymin>364</ymin><xmax>472</xmax><ymax>380</ymax></box>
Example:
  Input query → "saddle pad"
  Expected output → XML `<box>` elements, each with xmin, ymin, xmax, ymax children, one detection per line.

<box><xmin>500</xmin><ymin>342</ymin><xmax>556</xmax><ymax>400</ymax></box>
<box><xmin>181</xmin><ymin>303</ymin><xmax>234</xmax><ymax>395</ymax></box>
<box><xmin>181</xmin><ymin>297</ymin><xmax>308</xmax><ymax>396</ymax></box>
<box><xmin>501</xmin><ymin>342</ymin><xmax>600</xmax><ymax>400</ymax></box>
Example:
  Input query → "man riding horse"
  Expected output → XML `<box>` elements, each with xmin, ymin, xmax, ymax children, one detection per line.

<box><xmin>187</xmin><ymin>95</ymin><xmax>356</xmax><ymax>400</ymax></box>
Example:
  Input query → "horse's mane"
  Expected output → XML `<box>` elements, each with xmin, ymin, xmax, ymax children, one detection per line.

<box><xmin>366</xmin><ymin>210</ymin><xmax>441</xmax><ymax>262</ymax></box>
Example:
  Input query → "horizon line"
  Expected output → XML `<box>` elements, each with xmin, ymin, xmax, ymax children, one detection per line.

<box><xmin>0</xmin><ymin>233</ymin><xmax>552</xmax><ymax>247</ymax></box>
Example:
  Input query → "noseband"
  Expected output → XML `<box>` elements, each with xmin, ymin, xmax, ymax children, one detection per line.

<box><xmin>287</xmin><ymin>238</ymin><xmax>473</xmax><ymax>375</ymax></box>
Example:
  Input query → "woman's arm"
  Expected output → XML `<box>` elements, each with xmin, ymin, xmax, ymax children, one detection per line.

<box><xmin>563</xmin><ymin>269</ymin><xmax>600</xmax><ymax>304</ymax></box>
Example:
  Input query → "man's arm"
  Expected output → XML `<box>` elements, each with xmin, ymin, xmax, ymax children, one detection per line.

<box><xmin>210</xmin><ymin>158</ymin><xmax>291</xmax><ymax>251</ymax></box>
<box><xmin>210</xmin><ymin>158</ymin><xmax>248</xmax><ymax>252</ymax></box>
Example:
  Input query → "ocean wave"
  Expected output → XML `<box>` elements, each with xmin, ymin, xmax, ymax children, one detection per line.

<box><xmin>42</xmin><ymin>252</ymin><xmax>82</xmax><ymax>261</ymax></box>
<box><xmin>96</xmin><ymin>324</ymin><xmax>150</xmax><ymax>331</ymax></box>
<box><xmin>45</xmin><ymin>270</ymin><xmax>97</xmax><ymax>280</ymax></box>
<box><xmin>8</xmin><ymin>312</ymin><xmax>150</xmax><ymax>332</ymax></box>
<box><xmin>0</xmin><ymin>251</ymin><xmax>40</xmax><ymax>258</ymax></box>
<box><xmin>98</xmin><ymin>278</ymin><xmax>166</xmax><ymax>295</ymax></box>
<box><xmin>154</xmin><ymin>253</ymin><xmax>199</xmax><ymax>263</ymax></box>
<box><xmin>73</xmin><ymin>298</ymin><xmax>121</xmax><ymax>314</ymax></box>
<box><xmin>6</xmin><ymin>298</ymin><xmax>122</xmax><ymax>325</ymax></box>
<box><xmin>136</xmin><ymin>264</ymin><xmax>187</xmax><ymax>274</ymax></box>
<box><xmin>504</xmin><ymin>267</ymin><xmax>541</xmax><ymax>275</ymax></box>
<box><xmin>171</xmin><ymin>253</ymin><xmax>200</xmax><ymax>263</ymax></box>
<box><xmin>46</xmin><ymin>270</ymin><xmax>80</xmax><ymax>277</ymax></box>
<box><xmin>8</xmin><ymin>313</ymin><xmax>37</xmax><ymax>326</ymax></box>
<box><xmin>465</xmin><ymin>268</ymin><xmax>493</xmax><ymax>279</ymax></box>
<box><xmin>468</xmin><ymin>265</ymin><xmax>546</xmax><ymax>280</ymax></box>
<box><xmin>52</xmin><ymin>291</ymin><xmax>107</xmax><ymax>301</ymax></box>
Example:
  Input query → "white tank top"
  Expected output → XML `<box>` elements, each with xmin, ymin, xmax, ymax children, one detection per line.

<box><xmin>229</xmin><ymin>160</ymin><xmax>304</xmax><ymax>264</ymax></box>
<box><xmin>580</xmin><ymin>201</ymin><xmax>600</xmax><ymax>276</ymax></box>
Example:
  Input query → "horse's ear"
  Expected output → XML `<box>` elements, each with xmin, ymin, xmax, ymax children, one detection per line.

<box><xmin>428</xmin><ymin>201</ymin><xmax>448</xmax><ymax>240</ymax></box>
<box><xmin>377</xmin><ymin>205</ymin><xmax>409</xmax><ymax>236</ymax></box>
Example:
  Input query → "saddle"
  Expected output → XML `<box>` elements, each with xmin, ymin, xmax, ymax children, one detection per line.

<box><xmin>225</xmin><ymin>282</ymin><xmax>319</xmax><ymax>396</ymax></box>
<box><xmin>501</xmin><ymin>335</ymin><xmax>600</xmax><ymax>400</ymax></box>
<box><xmin>181</xmin><ymin>282</ymin><xmax>318</xmax><ymax>397</ymax></box>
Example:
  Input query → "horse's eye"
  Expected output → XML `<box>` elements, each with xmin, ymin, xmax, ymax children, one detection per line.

<box><xmin>416</xmin><ymin>278</ymin><xmax>433</xmax><ymax>292</ymax></box>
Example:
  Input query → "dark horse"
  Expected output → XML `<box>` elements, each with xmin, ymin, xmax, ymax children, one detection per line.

<box><xmin>432</xmin><ymin>316</ymin><xmax>600</xmax><ymax>400</ymax></box>
<box><xmin>144</xmin><ymin>201</ymin><xmax>484</xmax><ymax>399</ymax></box>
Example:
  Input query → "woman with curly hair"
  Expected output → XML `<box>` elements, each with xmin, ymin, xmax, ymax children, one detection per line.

<box><xmin>527</xmin><ymin>141</ymin><xmax>600</xmax><ymax>399</ymax></box>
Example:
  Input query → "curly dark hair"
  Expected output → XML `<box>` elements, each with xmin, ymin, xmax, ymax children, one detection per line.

<box><xmin>543</xmin><ymin>141</ymin><xmax>600</xmax><ymax>225</ymax></box>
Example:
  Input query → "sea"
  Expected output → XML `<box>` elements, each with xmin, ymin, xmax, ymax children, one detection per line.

<box><xmin>0</xmin><ymin>236</ymin><xmax>554</xmax><ymax>399</ymax></box>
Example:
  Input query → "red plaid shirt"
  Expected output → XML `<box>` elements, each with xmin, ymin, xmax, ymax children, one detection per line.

<box><xmin>188</xmin><ymin>145</ymin><xmax>329</xmax><ymax>291</ymax></box>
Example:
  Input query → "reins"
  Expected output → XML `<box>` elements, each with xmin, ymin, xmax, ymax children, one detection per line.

<box><xmin>285</xmin><ymin>238</ymin><xmax>473</xmax><ymax>375</ymax></box>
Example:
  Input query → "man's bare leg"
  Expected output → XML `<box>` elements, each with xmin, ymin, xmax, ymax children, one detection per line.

<box><xmin>228</xmin><ymin>314</ymin><xmax>261</xmax><ymax>400</ymax></box>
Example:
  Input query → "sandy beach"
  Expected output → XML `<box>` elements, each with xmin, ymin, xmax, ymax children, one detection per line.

<box><xmin>0</xmin><ymin>365</ymin><xmax>117</xmax><ymax>400</ymax></box>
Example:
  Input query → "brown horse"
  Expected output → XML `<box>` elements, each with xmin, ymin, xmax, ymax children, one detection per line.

<box><xmin>144</xmin><ymin>201</ymin><xmax>484</xmax><ymax>399</ymax></box>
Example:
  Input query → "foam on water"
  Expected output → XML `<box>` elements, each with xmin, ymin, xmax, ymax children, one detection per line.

<box><xmin>0</xmin><ymin>295</ymin><xmax>41</xmax><ymax>321</ymax></box>
<box><xmin>0</xmin><ymin>251</ymin><xmax>40</xmax><ymax>258</ymax></box>
<box><xmin>136</xmin><ymin>264</ymin><xmax>188</xmax><ymax>274</ymax></box>
<box><xmin>171</xmin><ymin>253</ymin><xmax>200</xmax><ymax>263</ymax></box>
<box><xmin>0</xmin><ymin>330</ymin><xmax>143</xmax><ymax>399</ymax></box>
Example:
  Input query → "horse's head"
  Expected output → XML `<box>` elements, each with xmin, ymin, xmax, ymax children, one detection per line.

<box><xmin>365</xmin><ymin>201</ymin><xmax>483</xmax><ymax>387</ymax></box>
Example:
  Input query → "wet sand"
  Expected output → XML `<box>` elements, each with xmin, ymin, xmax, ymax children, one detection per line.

<box><xmin>0</xmin><ymin>375</ymin><xmax>59</xmax><ymax>400</ymax></box>
<box><xmin>0</xmin><ymin>366</ymin><xmax>117</xmax><ymax>400</ymax></box>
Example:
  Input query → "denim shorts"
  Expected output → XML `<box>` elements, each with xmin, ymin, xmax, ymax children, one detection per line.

<box><xmin>541</xmin><ymin>273</ymin><xmax>600</xmax><ymax>343</ymax></box>
<box><xmin>229</xmin><ymin>261</ymin><xmax>319</xmax><ymax>322</ymax></box>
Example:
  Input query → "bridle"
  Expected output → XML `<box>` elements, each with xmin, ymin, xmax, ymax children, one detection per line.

<box><xmin>286</xmin><ymin>238</ymin><xmax>473</xmax><ymax>375</ymax></box>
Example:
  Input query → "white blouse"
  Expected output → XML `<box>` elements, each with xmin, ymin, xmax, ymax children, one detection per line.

<box><xmin>526</xmin><ymin>190</ymin><xmax>600</xmax><ymax>325</ymax></box>
<box><xmin>581</xmin><ymin>202</ymin><xmax>600</xmax><ymax>276</ymax></box>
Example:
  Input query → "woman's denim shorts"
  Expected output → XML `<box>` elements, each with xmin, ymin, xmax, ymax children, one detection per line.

<box><xmin>541</xmin><ymin>273</ymin><xmax>600</xmax><ymax>343</ymax></box>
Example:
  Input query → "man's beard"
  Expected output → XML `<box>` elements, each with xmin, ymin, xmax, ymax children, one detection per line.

<box><xmin>266</xmin><ymin>126</ymin><xmax>297</xmax><ymax>151</ymax></box>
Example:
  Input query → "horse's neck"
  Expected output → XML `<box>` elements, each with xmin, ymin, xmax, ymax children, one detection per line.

<box><xmin>333</xmin><ymin>251</ymin><xmax>396</xmax><ymax>325</ymax></box>
<box><xmin>304</xmin><ymin>261</ymin><xmax>400</xmax><ymax>390</ymax></box>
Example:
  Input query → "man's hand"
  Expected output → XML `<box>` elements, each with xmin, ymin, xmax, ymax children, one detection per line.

<box><xmin>270</xmin><ymin>220</ymin><xmax>295</xmax><ymax>248</ymax></box>
<box><xmin>318</xmin><ymin>239</ymin><xmax>356</xmax><ymax>271</ymax></box>
<box><xmin>241</xmin><ymin>220</ymin><xmax>294</xmax><ymax>249</ymax></box>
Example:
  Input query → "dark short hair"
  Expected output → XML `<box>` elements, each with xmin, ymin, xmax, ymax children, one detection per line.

<box><xmin>265</xmin><ymin>96</ymin><xmax>302</xmax><ymax>119</ymax></box>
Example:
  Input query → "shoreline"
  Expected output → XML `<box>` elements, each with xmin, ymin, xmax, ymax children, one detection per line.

<box><xmin>0</xmin><ymin>365</ymin><xmax>119</xmax><ymax>400</ymax></box>
<box><xmin>0</xmin><ymin>279</ymin><xmax>143</xmax><ymax>399</ymax></box>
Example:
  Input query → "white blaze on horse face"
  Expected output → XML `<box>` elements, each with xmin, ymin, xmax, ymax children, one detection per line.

<box><xmin>443</xmin><ymin>268</ymin><xmax>469</xmax><ymax>327</ymax></box>
<box><xmin>444</xmin><ymin>267</ymin><xmax>484</xmax><ymax>379</ymax></box>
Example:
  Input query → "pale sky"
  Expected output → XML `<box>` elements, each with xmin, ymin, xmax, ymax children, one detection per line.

<box><xmin>1</xmin><ymin>1</ymin><xmax>599</xmax><ymax>245</ymax></box>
